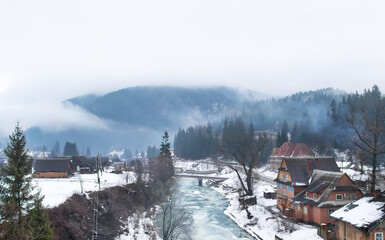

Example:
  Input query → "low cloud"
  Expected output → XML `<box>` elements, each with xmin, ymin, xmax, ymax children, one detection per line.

<box><xmin>0</xmin><ymin>100</ymin><xmax>108</xmax><ymax>138</ymax></box>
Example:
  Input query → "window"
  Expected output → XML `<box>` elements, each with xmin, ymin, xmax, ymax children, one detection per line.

<box><xmin>348</xmin><ymin>193</ymin><xmax>356</xmax><ymax>200</ymax></box>
<box><xmin>314</xmin><ymin>193</ymin><xmax>317</xmax><ymax>199</ymax></box>
<box><xmin>336</xmin><ymin>194</ymin><xmax>343</xmax><ymax>200</ymax></box>
<box><xmin>297</xmin><ymin>205</ymin><xmax>300</xmax><ymax>211</ymax></box>
<box><xmin>305</xmin><ymin>192</ymin><xmax>309</xmax><ymax>197</ymax></box>
<box><xmin>287</xmin><ymin>186</ymin><xmax>290</xmax><ymax>191</ymax></box>
<box><xmin>291</xmin><ymin>187</ymin><xmax>294</xmax><ymax>192</ymax></box>
<box><xmin>328</xmin><ymin>208</ymin><xmax>335</xmax><ymax>219</ymax></box>
<box><xmin>304</xmin><ymin>207</ymin><xmax>307</xmax><ymax>214</ymax></box>
<box><xmin>375</xmin><ymin>232</ymin><xmax>383</xmax><ymax>240</ymax></box>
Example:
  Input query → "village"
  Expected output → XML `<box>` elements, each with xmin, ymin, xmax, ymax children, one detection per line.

<box><xmin>3</xmin><ymin>139</ymin><xmax>382</xmax><ymax>240</ymax></box>
<box><xmin>175</xmin><ymin>141</ymin><xmax>385</xmax><ymax>240</ymax></box>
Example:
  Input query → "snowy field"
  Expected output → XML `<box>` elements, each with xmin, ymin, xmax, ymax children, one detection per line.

<box><xmin>32</xmin><ymin>170</ymin><xmax>136</xmax><ymax>208</ymax></box>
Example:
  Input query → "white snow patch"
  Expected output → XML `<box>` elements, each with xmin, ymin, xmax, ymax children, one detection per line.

<box><xmin>331</xmin><ymin>196</ymin><xmax>385</xmax><ymax>228</ymax></box>
<box><xmin>33</xmin><ymin>171</ymin><xmax>136</xmax><ymax>208</ymax></box>
<box><xmin>116</xmin><ymin>212</ymin><xmax>159</xmax><ymax>240</ymax></box>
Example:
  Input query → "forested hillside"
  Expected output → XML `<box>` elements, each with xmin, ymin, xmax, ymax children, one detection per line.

<box><xmin>25</xmin><ymin>87</ymin><xmax>255</xmax><ymax>153</ymax></box>
<box><xmin>68</xmin><ymin>86</ymin><xmax>250</xmax><ymax>129</ymax></box>
<box><xmin>174</xmin><ymin>88</ymin><xmax>362</xmax><ymax>160</ymax></box>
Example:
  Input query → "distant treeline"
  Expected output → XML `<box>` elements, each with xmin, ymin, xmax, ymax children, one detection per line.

<box><xmin>174</xmin><ymin>87</ymin><xmax>382</xmax><ymax>160</ymax></box>
<box><xmin>174</xmin><ymin>124</ymin><xmax>220</xmax><ymax>160</ymax></box>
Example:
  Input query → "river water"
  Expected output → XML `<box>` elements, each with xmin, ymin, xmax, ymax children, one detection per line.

<box><xmin>169</xmin><ymin>177</ymin><xmax>255</xmax><ymax>240</ymax></box>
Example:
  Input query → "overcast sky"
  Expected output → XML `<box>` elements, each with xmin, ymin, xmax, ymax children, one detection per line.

<box><xmin>0</xmin><ymin>0</ymin><xmax>384</xmax><ymax>136</ymax></box>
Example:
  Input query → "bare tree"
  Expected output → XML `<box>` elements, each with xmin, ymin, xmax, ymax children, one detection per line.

<box><xmin>159</xmin><ymin>191</ymin><xmax>193</xmax><ymax>240</ymax></box>
<box><xmin>346</xmin><ymin>85</ymin><xmax>385</xmax><ymax>192</ymax></box>
<box><xmin>219</xmin><ymin>117</ymin><xmax>268</xmax><ymax>196</ymax></box>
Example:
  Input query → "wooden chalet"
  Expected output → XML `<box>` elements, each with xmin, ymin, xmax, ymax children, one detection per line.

<box><xmin>70</xmin><ymin>155</ymin><xmax>94</xmax><ymax>174</ymax></box>
<box><xmin>274</xmin><ymin>157</ymin><xmax>340</xmax><ymax>215</ymax></box>
<box><xmin>331</xmin><ymin>193</ymin><xmax>385</xmax><ymax>240</ymax></box>
<box><xmin>291</xmin><ymin>170</ymin><xmax>363</xmax><ymax>239</ymax></box>
<box><xmin>33</xmin><ymin>158</ymin><xmax>72</xmax><ymax>178</ymax></box>
<box><xmin>270</xmin><ymin>142</ymin><xmax>315</xmax><ymax>172</ymax></box>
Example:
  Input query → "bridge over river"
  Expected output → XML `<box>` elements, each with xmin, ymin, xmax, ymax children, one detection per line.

<box><xmin>174</xmin><ymin>170</ymin><xmax>229</xmax><ymax>185</ymax></box>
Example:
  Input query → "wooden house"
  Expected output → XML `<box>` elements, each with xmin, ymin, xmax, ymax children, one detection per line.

<box><xmin>270</xmin><ymin>142</ymin><xmax>315</xmax><ymax>172</ymax></box>
<box><xmin>33</xmin><ymin>158</ymin><xmax>72</xmax><ymax>178</ymax></box>
<box><xmin>331</xmin><ymin>193</ymin><xmax>385</xmax><ymax>240</ymax></box>
<box><xmin>291</xmin><ymin>170</ymin><xmax>363</xmax><ymax>239</ymax></box>
<box><xmin>274</xmin><ymin>157</ymin><xmax>340</xmax><ymax>215</ymax></box>
<box><xmin>70</xmin><ymin>155</ymin><xmax>94</xmax><ymax>174</ymax></box>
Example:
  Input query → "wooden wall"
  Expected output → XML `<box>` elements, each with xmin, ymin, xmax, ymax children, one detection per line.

<box><xmin>34</xmin><ymin>171</ymin><xmax>68</xmax><ymax>178</ymax></box>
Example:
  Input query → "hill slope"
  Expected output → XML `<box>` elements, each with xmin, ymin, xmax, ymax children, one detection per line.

<box><xmin>26</xmin><ymin>86</ymin><xmax>254</xmax><ymax>153</ymax></box>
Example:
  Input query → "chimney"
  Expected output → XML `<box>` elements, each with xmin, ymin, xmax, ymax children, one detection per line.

<box><xmin>307</xmin><ymin>159</ymin><xmax>312</xmax><ymax>176</ymax></box>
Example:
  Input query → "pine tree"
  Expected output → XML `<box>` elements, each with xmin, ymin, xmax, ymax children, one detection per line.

<box><xmin>149</xmin><ymin>131</ymin><xmax>174</xmax><ymax>183</ymax></box>
<box><xmin>0</xmin><ymin>123</ymin><xmax>34</xmax><ymax>239</ymax></box>
<box><xmin>27</xmin><ymin>191</ymin><xmax>53</xmax><ymax>240</ymax></box>
<box><xmin>63</xmin><ymin>141</ymin><xmax>79</xmax><ymax>156</ymax></box>
<box><xmin>276</xmin><ymin>132</ymin><xmax>282</xmax><ymax>147</ymax></box>
<box><xmin>276</xmin><ymin>120</ymin><xmax>289</xmax><ymax>147</ymax></box>
<box><xmin>50</xmin><ymin>141</ymin><xmax>60</xmax><ymax>157</ymax></box>
<box><xmin>160</xmin><ymin>131</ymin><xmax>171</xmax><ymax>158</ymax></box>
<box><xmin>281</xmin><ymin>120</ymin><xmax>289</xmax><ymax>143</ymax></box>
<box><xmin>85</xmin><ymin>147</ymin><xmax>91</xmax><ymax>158</ymax></box>
<box><xmin>329</xmin><ymin>99</ymin><xmax>338</xmax><ymax>121</ymax></box>
<box><xmin>291</xmin><ymin>122</ymin><xmax>300</xmax><ymax>143</ymax></box>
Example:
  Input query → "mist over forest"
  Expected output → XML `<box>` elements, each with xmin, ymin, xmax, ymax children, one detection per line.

<box><xmin>21</xmin><ymin>85</ymin><xmax>378</xmax><ymax>157</ymax></box>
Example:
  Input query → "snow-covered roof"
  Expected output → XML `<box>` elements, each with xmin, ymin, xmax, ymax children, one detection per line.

<box><xmin>275</xmin><ymin>157</ymin><xmax>340</xmax><ymax>187</ymax></box>
<box><xmin>292</xmin><ymin>170</ymin><xmax>360</xmax><ymax>208</ymax></box>
<box><xmin>331</xmin><ymin>195</ymin><xmax>385</xmax><ymax>232</ymax></box>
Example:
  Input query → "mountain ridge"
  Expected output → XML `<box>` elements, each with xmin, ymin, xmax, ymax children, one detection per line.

<box><xmin>25</xmin><ymin>86</ymin><xmax>347</xmax><ymax>154</ymax></box>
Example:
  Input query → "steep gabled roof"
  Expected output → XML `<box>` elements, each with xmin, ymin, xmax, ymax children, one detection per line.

<box><xmin>283</xmin><ymin>157</ymin><xmax>340</xmax><ymax>186</ymax></box>
<box><xmin>70</xmin><ymin>155</ymin><xmax>93</xmax><ymax>170</ymax></box>
<box><xmin>292</xmin><ymin>170</ymin><xmax>360</xmax><ymax>208</ymax></box>
<box><xmin>34</xmin><ymin>158</ymin><xmax>71</xmax><ymax>172</ymax></box>
<box><xmin>331</xmin><ymin>194</ymin><xmax>385</xmax><ymax>232</ymax></box>
<box><xmin>271</xmin><ymin>142</ymin><xmax>315</xmax><ymax>157</ymax></box>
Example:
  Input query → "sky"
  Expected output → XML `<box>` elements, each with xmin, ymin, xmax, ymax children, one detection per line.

<box><xmin>0</xmin><ymin>0</ymin><xmax>384</xmax><ymax>137</ymax></box>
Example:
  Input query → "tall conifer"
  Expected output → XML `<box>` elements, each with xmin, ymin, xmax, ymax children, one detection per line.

<box><xmin>27</xmin><ymin>191</ymin><xmax>53</xmax><ymax>240</ymax></box>
<box><xmin>0</xmin><ymin>123</ymin><xmax>34</xmax><ymax>239</ymax></box>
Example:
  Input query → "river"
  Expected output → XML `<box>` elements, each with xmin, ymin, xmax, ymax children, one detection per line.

<box><xmin>159</xmin><ymin>177</ymin><xmax>255</xmax><ymax>240</ymax></box>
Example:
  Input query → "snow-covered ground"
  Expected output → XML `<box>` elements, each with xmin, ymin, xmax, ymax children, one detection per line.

<box><xmin>33</xmin><ymin>170</ymin><xmax>136</xmax><ymax>208</ymax></box>
<box><xmin>211</xmin><ymin>172</ymin><xmax>321</xmax><ymax>240</ymax></box>
<box><xmin>175</xmin><ymin>159</ymin><xmax>322</xmax><ymax>240</ymax></box>
<box><xmin>116</xmin><ymin>212</ymin><xmax>159</xmax><ymax>240</ymax></box>
<box><xmin>174</xmin><ymin>158</ymin><xmax>220</xmax><ymax>172</ymax></box>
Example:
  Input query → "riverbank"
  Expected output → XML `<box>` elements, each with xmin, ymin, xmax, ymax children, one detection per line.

<box><xmin>208</xmin><ymin>170</ymin><xmax>322</xmax><ymax>240</ymax></box>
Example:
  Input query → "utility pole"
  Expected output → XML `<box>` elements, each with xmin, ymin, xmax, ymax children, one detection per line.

<box><xmin>97</xmin><ymin>153</ymin><xmax>101</xmax><ymax>190</ymax></box>
<box><xmin>91</xmin><ymin>190</ymin><xmax>99</xmax><ymax>240</ymax></box>
<box><xmin>92</xmin><ymin>153</ymin><xmax>101</xmax><ymax>240</ymax></box>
